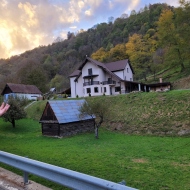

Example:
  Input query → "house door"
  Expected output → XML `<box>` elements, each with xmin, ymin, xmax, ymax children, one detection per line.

<box><xmin>110</xmin><ymin>87</ymin><xmax>112</xmax><ymax>95</ymax></box>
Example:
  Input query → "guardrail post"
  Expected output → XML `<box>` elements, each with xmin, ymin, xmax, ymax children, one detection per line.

<box><xmin>23</xmin><ymin>171</ymin><xmax>29</xmax><ymax>184</ymax></box>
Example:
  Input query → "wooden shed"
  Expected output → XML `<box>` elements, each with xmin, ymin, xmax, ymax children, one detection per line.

<box><xmin>39</xmin><ymin>99</ymin><xmax>95</xmax><ymax>137</ymax></box>
<box><xmin>147</xmin><ymin>82</ymin><xmax>171</xmax><ymax>92</ymax></box>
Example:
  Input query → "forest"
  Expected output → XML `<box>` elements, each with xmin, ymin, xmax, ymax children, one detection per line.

<box><xmin>0</xmin><ymin>1</ymin><xmax>189</xmax><ymax>93</ymax></box>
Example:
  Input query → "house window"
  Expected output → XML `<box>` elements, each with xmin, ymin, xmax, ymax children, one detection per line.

<box><xmin>104</xmin><ymin>87</ymin><xmax>106</xmax><ymax>92</ymax></box>
<box><xmin>115</xmin><ymin>86</ymin><xmax>121</xmax><ymax>92</ymax></box>
<box><xmin>87</xmin><ymin>88</ymin><xmax>91</xmax><ymax>94</ymax></box>
<box><xmin>130</xmin><ymin>78</ymin><xmax>132</xmax><ymax>81</ymax></box>
<box><xmin>94</xmin><ymin>87</ymin><xmax>98</xmax><ymax>93</ymax></box>
<box><xmin>127</xmin><ymin>68</ymin><xmax>129</xmax><ymax>73</ymax></box>
<box><xmin>88</xmin><ymin>68</ymin><xmax>92</xmax><ymax>75</ymax></box>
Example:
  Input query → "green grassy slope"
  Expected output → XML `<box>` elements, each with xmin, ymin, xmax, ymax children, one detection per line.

<box><xmin>145</xmin><ymin>62</ymin><xmax>190</xmax><ymax>89</ymax></box>
<box><xmin>102</xmin><ymin>90</ymin><xmax>190</xmax><ymax>136</ymax></box>
<box><xmin>26</xmin><ymin>90</ymin><xmax>190</xmax><ymax>136</ymax></box>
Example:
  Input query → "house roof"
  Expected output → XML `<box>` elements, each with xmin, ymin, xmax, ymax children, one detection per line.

<box><xmin>146</xmin><ymin>82</ymin><xmax>171</xmax><ymax>87</ymax></box>
<box><xmin>1</xmin><ymin>83</ymin><xmax>42</xmax><ymax>95</ymax></box>
<box><xmin>72</xmin><ymin>57</ymin><xmax>123</xmax><ymax>82</ymax></box>
<box><xmin>106</xmin><ymin>59</ymin><xmax>134</xmax><ymax>74</ymax></box>
<box><xmin>69</xmin><ymin>57</ymin><xmax>135</xmax><ymax>82</ymax></box>
<box><xmin>40</xmin><ymin>99</ymin><xmax>94</xmax><ymax>124</ymax></box>
<box><xmin>69</xmin><ymin>70</ymin><xmax>81</xmax><ymax>77</ymax></box>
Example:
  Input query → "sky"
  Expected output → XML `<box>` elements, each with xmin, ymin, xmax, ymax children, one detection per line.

<box><xmin>0</xmin><ymin>0</ymin><xmax>180</xmax><ymax>59</ymax></box>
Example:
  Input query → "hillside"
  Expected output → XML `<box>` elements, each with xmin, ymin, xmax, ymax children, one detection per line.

<box><xmin>26</xmin><ymin>90</ymin><xmax>190</xmax><ymax>136</ymax></box>
<box><xmin>1</xmin><ymin>2</ymin><xmax>190</xmax><ymax>94</ymax></box>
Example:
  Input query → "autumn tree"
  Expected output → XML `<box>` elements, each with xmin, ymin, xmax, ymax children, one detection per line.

<box><xmin>157</xmin><ymin>6</ymin><xmax>190</xmax><ymax>71</ymax></box>
<box><xmin>126</xmin><ymin>33</ymin><xmax>156</xmax><ymax>80</ymax></box>
<box><xmin>2</xmin><ymin>96</ymin><xmax>27</xmax><ymax>128</ymax></box>
<box><xmin>91</xmin><ymin>47</ymin><xmax>108</xmax><ymax>62</ymax></box>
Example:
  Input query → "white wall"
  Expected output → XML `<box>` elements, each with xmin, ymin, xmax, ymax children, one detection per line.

<box><xmin>70</xmin><ymin>77</ymin><xmax>76</xmax><ymax>98</ymax></box>
<box><xmin>123</xmin><ymin>63</ymin><xmax>133</xmax><ymax>81</ymax></box>
<box><xmin>70</xmin><ymin>60</ymin><xmax>134</xmax><ymax>98</ymax></box>
<box><xmin>4</xmin><ymin>93</ymin><xmax>42</xmax><ymax>101</ymax></box>
<box><xmin>82</xmin><ymin>61</ymin><xmax>99</xmax><ymax>78</ymax></box>
<box><xmin>75</xmin><ymin>75</ymin><xmax>83</xmax><ymax>98</ymax></box>
<box><xmin>70</xmin><ymin>75</ymin><xmax>83</xmax><ymax>98</ymax></box>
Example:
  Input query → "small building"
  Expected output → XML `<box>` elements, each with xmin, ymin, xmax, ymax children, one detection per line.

<box><xmin>1</xmin><ymin>83</ymin><xmax>42</xmax><ymax>101</ymax></box>
<box><xmin>146</xmin><ymin>78</ymin><xmax>171</xmax><ymax>92</ymax></box>
<box><xmin>39</xmin><ymin>99</ymin><xmax>95</xmax><ymax>137</ymax></box>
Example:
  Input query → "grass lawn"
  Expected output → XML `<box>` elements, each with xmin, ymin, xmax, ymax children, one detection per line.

<box><xmin>0</xmin><ymin>118</ymin><xmax>189</xmax><ymax>190</ymax></box>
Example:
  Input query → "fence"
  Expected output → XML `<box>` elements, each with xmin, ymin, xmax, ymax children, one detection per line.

<box><xmin>0</xmin><ymin>151</ymin><xmax>137</xmax><ymax>190</ymax></box>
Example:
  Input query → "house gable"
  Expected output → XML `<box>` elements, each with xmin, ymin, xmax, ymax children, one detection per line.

<box><xmin>40</xmin><ymin>102</ymin><xmax>58</xmax><ymax>123</ymax></box>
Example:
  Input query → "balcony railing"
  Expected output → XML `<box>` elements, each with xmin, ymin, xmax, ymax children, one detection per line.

<box><xmin>83</xmin><ymin>81</ymin><xmax>100</xmax><ymax>86</ymax></box>
<box><xmin>102</xmin><ymin>80</ymin><xmax>116</xmax><ymax>85</ymax></box>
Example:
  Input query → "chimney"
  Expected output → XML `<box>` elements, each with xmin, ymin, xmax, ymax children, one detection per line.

<box><xmin>159</xmin><ymin>78</ymin><xmax>162</xmax><ymax>83</ymax></box>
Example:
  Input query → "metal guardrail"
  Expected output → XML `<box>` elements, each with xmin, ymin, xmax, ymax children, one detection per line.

<box><xmin>0</xmin><ymin>151</ymin><xmax>137</xmax><ymax>190</ymax></box>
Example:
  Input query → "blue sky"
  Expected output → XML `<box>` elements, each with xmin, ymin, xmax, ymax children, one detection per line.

<box><xmin>0</xmin><ymin>0</ymin><xmax>180</xmax><ymax>58</ymax></box>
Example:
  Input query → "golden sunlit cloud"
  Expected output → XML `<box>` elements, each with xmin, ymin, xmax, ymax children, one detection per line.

<box><xmin>0</xmin><ymin>0</ymin><xmax>180</xmax><ymax>59</ymax></box>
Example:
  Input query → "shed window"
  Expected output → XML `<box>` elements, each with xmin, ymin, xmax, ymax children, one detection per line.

<box><xmin>87</xmin><ymin>88</ymin><xmax>91</xmax><ymax>93</ymax></box>
<box><xmin>94</xmin><ymin>87</ymin><xmax>98</xmax><ymax>93</ymax></box>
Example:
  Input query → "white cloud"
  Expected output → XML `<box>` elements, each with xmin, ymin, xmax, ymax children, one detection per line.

<box><xmin>0</xmin><ymin>0</ymin><xmax>181</xmax><ymax>59</ymax></box>
<box><xmin>70</xmin><ymin>26</ymin><xmax>77</xmax><ymax>29</ymax></box>
<box><xmin>85</xmin><ymin>9</ymin><xmax>92</xmax><ymax>16</ymax></box>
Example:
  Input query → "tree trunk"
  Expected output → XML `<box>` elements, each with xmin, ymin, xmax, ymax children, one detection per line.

<box><xmin>12</xmin><ymin>119</ymin><xmax>15</xmax><ymax>128</ymax></box>
<box><xmin>95</xmin><ymin>127</ymin><xmax>99</xmax><ymax>139</ymax></box>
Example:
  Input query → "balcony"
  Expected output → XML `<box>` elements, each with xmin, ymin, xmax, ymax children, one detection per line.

<box><xmin>83</xmin><ymin>81</ymin><xmax>100</xmax><ymax>86</ymax></box>
<box><xmin>102</xmin><ymin>80</ymin><xmax>116</xmax><ymax>85</ymax></box>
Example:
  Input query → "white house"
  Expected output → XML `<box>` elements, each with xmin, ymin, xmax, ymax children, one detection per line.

<box><xmin>69</xmin><ymin>57</ymin><xmax>143</xmax><ymax>98</ymax></box>
<box><xmin>1</xmin><ymin>83</ymin><xmax>42</xmax><ymax>101</ymax></box>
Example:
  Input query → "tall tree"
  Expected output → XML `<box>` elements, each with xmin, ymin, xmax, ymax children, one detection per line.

<box><xmin>157</xmin><ymin>7</ymin><xmax>189</xmax><ymax>71</ymax></box>
<box><xmin>126</xmin><ymin>33</ymin><xmax>156</xmax><ymax>80</ymax></box>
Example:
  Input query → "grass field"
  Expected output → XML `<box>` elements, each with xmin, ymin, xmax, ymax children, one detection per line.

<box><xmin>0</xmin><ymin>118</ymin><xmax>190</xmax><ymax>190</ymax></box>
<box><xmin>26</xmin><ymin>90</ymin><xmax>190</xmax><ymax>136</ymax></box>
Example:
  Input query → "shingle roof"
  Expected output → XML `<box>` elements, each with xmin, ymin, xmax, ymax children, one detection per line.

<box><xmin>1</xmin><ymin>83</ymin><xmax>42</xmax><ymax>95</ymax></box>
<box><xmin>106</xmin><ymin>59</ymin><xmax>134</xmax><ymax>74</ymax></box>
<box><xmin>69</xmin><ymin>70</ymin><xmax>81</xmax><ymax>77</ymax></box>
<box><xmin>146</xmin><ymin>82</ymin><xmax>171</xmax><ymax>87</ymax></box>
<box><xmin>47</xmin><ymin>99</ymin><xmax>93</xmax><ymax>124</ymax></box>
<box><xmin>106</xmin><ymin>60</ymin><xmax>127</xmax><ymax>72</ymax></box>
